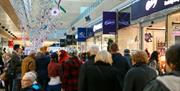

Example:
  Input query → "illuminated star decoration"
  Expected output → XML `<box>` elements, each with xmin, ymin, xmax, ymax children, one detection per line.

<box><xmin>51</xmin><ymin>7</ymin><xmax>60</xmax><ymax>16</ymax></box>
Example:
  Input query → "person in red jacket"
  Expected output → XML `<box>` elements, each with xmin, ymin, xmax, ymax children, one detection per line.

<box><xmin>61</xmin><ymin>50</ymin><xmax>82</xmax><ymax>91</ymax></box>
<box><xmin>48</xmin><ymin>52</ymin><xmax>62</xmax><ymax>91</ymax></box>
<box><xmin>58</xmin><ymin>50</ymin><xmax>69</xmax><ymax>64</ymax></box>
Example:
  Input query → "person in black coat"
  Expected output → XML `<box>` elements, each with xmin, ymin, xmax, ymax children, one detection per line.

<box><xmin>82</xmin><ymin>50</ymin><xmax>121</xmax><ymax>91</ymax></box>
<box><xmin>143</xmin><ymin>44</ymin><xmax>180</xmax><ymax>91</ymax></box>
<box><xmin>35</xmin><ymin>52</ymin><xmax>50</xmax><ymax>91</ymax></box>
<box><xmin>78</xmin><ymin>45</ymin><xmax>99</xmax><ymax>91</ymax></box>
<box><xmin>110</xmin><ymin>43</ymin><xmax>130</xmax><ymax>90</ymax></box>
<box><xmin>123</xmin><ymin>50</ymin><xmax>157</xmax><ymax>91</ymax></box>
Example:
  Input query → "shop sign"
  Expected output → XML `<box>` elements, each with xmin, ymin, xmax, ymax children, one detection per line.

<box><xmin>103</xmin><ymin>12</ymin><xmax>117</xmax><ymax>34</ymax></box>
<box><xmin>131</xmin><ymin>0</ymin><xmax>180</xmax><ymax>20</ymax></box>
<box><xmin>66</xmin><ymin>35</ymin><xmax>76</xmax><ymax>45</ymax></box>
<box><xmin>118</xmin><ymin>12</ymin><xmax>130</xmax><ymax>29</ymax></box>
<box><xmin>77</xmin><ymin>28</ymin><xmax>94</xmax><ymax>42</ymax></box>
<box><xmin>60</xmin><ymin>39</ymin><xmax>67</xmax><ymax>47</ymax></box>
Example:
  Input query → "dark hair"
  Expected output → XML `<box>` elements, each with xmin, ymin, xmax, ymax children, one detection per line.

<box><xmin>166</xmin><ymin>44</ymin><xmax>180</xmax><ymax>71</ymax></box>
<box><xmin>51</xmin><ymin>52</ymin><xmax>58</xmax><ymax>63</ymax></box>
<box><xmin>110</xmin><ymin>43</ymin><xmax>119</xmax><ymax>52</ymax></box>
<box><xmin>149</xmin><ymin>51</ymin><xmax>159</xmax><ymax>62</ymax></box>
<box><xmin>13</xmin><ymin>44</ymin><xmax>20</xmax><ymax>50</ymax></box>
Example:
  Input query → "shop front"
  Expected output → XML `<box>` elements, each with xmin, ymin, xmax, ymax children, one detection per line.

<box><xmin>118</xmin><ymin>24</ymin><xmax>140</xmax><ymax>53</ymax></box>
<box><xmin>131</xmin><ymin>0</ymin><xmax>180</xmax><ymax>54</ymax></box>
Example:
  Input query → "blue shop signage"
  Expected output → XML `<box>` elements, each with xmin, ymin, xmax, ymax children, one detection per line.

<box><xmin>103</xmin><ymin>12</ymin><xmax>117</xmax><ymax>34</ymax></box>
<box><xmin>131</xmin><ymin>0</ymin><xmax>180</xmax><ymax>20</ymax></box>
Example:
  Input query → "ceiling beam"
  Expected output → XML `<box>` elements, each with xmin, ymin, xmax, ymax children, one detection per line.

<box><xmin>0</xmin><ymin>0</ymin><xmax>20</xmax><ymax>29</ymax></box>
<box><xmin>0</xmin><ymin>29</ymin><xmax>13</xmax><ymax>39</ymax></box>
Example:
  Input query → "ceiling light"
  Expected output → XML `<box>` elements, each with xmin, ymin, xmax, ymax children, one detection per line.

<box><xmin>2</xmin><ymin>26</ymin><xmax>5</xmax><ymax>29</ymax></box>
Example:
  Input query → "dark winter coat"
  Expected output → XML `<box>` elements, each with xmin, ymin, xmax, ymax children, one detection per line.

<box><xmin>83</xmin><ymin>61</ymin><xmax>121</xmax><ymax>91</ymax></box>
<box><xmin>123</xmin><ymin>63</ymin><xmax>157</xmax><ymax>91</ymax></box>
<box><xmin>78</xmin><ymin>55</ymin><xmax>95</xmax><ymax>91</ymax></box>
<box><xmin>7</xmin><ymin>51</ymin><xmax>21</xmax><ymax>79</ymax></box>
<box><xmin>143</xmin><ymin>71</ymin><xmax>180</xmax><ymax>91</ymax></box>
<box><xmin>111</xmin><ymin>53</ymin><xmax>130</xmax><ymax>87</ymax></box>
<box><xmin>124</xmin><ymin>54</ymin><xmax>132</xmax><ymax>67</ymax></box>
<box><xmin>36</xmin><ymin>54</ymin><xmax>50</xmax><ymax>79</ymax></box>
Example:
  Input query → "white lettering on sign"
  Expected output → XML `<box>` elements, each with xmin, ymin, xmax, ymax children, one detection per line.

<box><xmin>145</xmin><ymin>0</ymin><xmax>158</xmax><ymax>11</ymax></box>
<box><xmin>164</xmin><ymin>0</ymin><xmax>180</xmax><ymax>6</ymax></box>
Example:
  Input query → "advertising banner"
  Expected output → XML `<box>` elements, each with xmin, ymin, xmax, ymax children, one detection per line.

<box><xmin>60</xmin><ymin>39</ymin><xmax>66</xmax><ymax>47</ymax></box>
<box><xmin>118</xmin><ymin>12</ymin><xmax>130</xmax><ymax>29</ymax></box>
<box><xmin>77</xmin><ymin>28</ymin><xmax>94</xmax><ymax>42</ymax></box>
<box><xmin>103</xmin><ymin>12</ymin><xmax>117</xmax><ymax>34</ymax></box>
<box><xmin>66</xmin><ymin>35</ymin><xmax>76</xmax><ymax>45</ymax></box>
<box><xmin>131</xmin><ymin>0</ymin><xmax>180</xmax><ymax>20</ymax></box>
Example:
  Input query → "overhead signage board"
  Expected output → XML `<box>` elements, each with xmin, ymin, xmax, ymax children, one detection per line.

<box><xmin>66</xmin><ymin>35</ymin><xmax>76</xmax><ymax>45</ymax></box>
<box><xmin>103</xmin><ymin>12</ymin><xmax>117</xmax><ymax>34</ymax></box>
<box><xmin>60</xmin><ymin>39</ymin><xmax>66</xmax><ymax>47</ymax></box>
<box><xmin>131</xmin><ymin>0</ymin><xmax>180</xmax><ymax>20</ymax></box>
<box><xmin>77</xmin><ymin>28</ymin><xmax>87</xmax><ymax>42</ymax></box>
<box><xmin>77</xmin><ymin>28</ymin><xmax>94</xmax><ymax>42</ymax></box>
<box><xmin>118</xmin><ymin>12</ymin><xmax>130</xmax><ymax>29</ymax></box>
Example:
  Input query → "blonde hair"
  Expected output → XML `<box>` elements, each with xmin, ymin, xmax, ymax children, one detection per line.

<box><xmin>89</xmin><ymin>45</ymin><xmax>99</xmax><ymax>55</ymax></box>
<box><xmin>132</xmin><ymin>50</ymin><xmax>148</xmax><ymax>64</ymax></box>
<box><xmin>95</xmin><ymin>50</ymin><xmax>113</xmax><ymax>65</ymax></box>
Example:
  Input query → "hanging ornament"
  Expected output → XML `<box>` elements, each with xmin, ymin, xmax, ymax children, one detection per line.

<box><xmin>51</xmin><ymin>7</ymin><xmax>60</xmax><ymax>16</ymax></box>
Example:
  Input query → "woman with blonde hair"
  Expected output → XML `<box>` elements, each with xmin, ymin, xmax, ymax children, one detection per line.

<box><xmin>123</xmin><ymin>50</ymin><xmax>157</xmax><ymax>91</ymax></box>
<box><xmin>82</xmin><ymin>50</ymin><xmax>121</xmax><ymax>91</ymax></box>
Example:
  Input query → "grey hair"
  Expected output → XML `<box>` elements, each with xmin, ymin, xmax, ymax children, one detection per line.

<box><xmin>95</xmin><ymin>50</ymin><xmax>113</xmax><ymax>65</ymax></box>
<box><xmin>89</xmin><ymin>45</ymin><xmax>99</xmax><ymax>56</ymax></box>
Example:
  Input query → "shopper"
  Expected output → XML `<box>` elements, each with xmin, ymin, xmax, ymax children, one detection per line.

<box><xmin>58</xmin><ymin>50</ymin><xmax>69</xmax><ymax>64</ymax></box>
<box><xmin>82</xmin><ymin>50</ymin><xmax>121</xmax><ymax>91</ymax></box>
<box><xmin>47</xmin><ymin>52</ymin><xmax>62</xmax><ymax>91</ymax></box>
<box><xmin>21</xmin><ymin>71</ymin><xmax>40</xmax><ymax>91</ymax></box>
<box><xmin>110</xmin><ymin>43</ymin><xmax>130</xmax><ymax>90</ymax></box>
<box><xmin>36</xmin><ymin>46</ymin><xmax>50</xmax><ymax>91</ymax></box>
<box><xmin>143</xmin><ymin>44</ymin><xmax>180</xmax><ymax>91</ymax></box>
<box><xmin>78</xmin><ymin>45</ymin><xmax>99</xmax><ymax>91</ymax></box>
<box><xmin>21</xmin><ymin>50</ymin><xmax>36</xmax><ymax>77</ymax></box>
<box><xmin>123</xmin><ymin>49</ymin><xmax>132</xmax><ymax>67</ymax></box>
<box><xmin>61</xmin><ymin>50</ymin><xmax>82</xmax><ymax>91</ymax></box>
<box><xmin>148</xmin><ymin>51</ymin><xmax>160</xmax><ymax>75</ymax></box>
<box><xmin>7</xmin><ymin>44</ymin><xmax>23</xmax><ymax>91</ymax></box>
<box><xmin>1</xmin><ymin>53</ymin><xmax>11</xmax><ymax>91</ymax></box>
<box><xmin>123</xmin><ymin>50</ymin><xmax>157</xmax><ymax>91</ymax></box>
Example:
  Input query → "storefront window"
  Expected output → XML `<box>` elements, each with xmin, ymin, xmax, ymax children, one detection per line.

<box><xmin>168</xmin><ymin>12</ymin><xmax>180</xmax><ymax>47</ymax></box>
<box><xmin>118</xmin><ymin>24</ymin><xmax>139</xmax><ymax>53</ymax></box>
<box><xmin>143</xmin><ymin>21</ymin><xmax>166</xmax><ymax>55</ymax></box>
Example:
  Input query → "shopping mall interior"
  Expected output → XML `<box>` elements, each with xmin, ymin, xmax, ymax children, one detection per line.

<box><xmin>0</xmin><ymin>0</ymin><xmax>180</xmax><ymax>91</ymax></box>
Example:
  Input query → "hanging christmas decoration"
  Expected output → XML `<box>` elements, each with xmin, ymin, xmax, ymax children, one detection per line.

<box><xmin>10</xmin><ymin>0</ymin><xmax>67</xmax><ymax>50</ymax></box>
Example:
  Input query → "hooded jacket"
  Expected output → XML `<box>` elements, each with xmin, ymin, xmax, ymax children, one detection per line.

<box><xmin>143</xmin><ymin>71</ymin><xmax>180</xmax><ymax>91</ymax></box>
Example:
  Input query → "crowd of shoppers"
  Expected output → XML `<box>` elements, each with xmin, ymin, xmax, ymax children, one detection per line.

<box><xmin>0</xmin><ymin>43</ymin><xmax>179</xmax><ymax>91</ymax></box>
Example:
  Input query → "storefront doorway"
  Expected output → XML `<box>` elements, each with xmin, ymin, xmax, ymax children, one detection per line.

<box><xmin>143</xmin><ymin>21</ymin><xmax>166</xmax><ymax>55</ymax></box>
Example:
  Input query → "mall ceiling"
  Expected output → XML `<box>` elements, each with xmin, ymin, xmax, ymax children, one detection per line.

<box><xmin>0</xmin><ymin>0</ymin><xmax>125</xmax><ymax>41</ymax></box>
<box><xmin>0</xmin><ymin>0</ymin><xmax>20</xmax><ymax>39</ymax></box>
